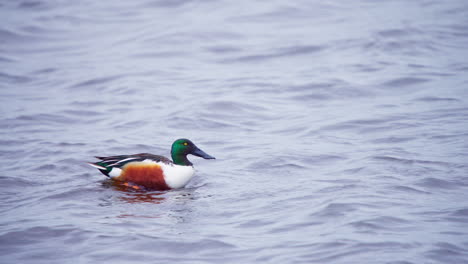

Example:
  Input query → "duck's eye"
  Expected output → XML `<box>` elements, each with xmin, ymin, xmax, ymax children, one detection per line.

<box><xmin>183</xmin><ymin>142</ymin><xmax>188</xmax><ymax>146</ymax></box>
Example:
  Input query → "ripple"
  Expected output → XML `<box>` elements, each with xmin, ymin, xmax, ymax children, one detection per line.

<box><xmin>0</xmin><ymin>28</ymin><xmax>31</xmax><ymax>44</ymax></box>
<box><xmin>0</xmin><ymin>226</ymin><xmax>77</xmax><ymax>246</ymax></box>
<box><xmin>295</xmin><ymin>241</ymin><xmax>418</xmax><ymax>263</ymax></box>
<box><xmin>144</xmin><ymin>0</ymin><xmax>193</xmax><ymax>8</ymax></box>
<box><xmin>377</xmin><ymin>28</ymin><xmax>414</xmax><ymax>38</ymax></box>
<box><xmin>415</xmin><ymin>96</ymin><xmax>460</xmax><ymax>102</ymax></box>
<box><xmin>70</xmin><ymin>75</ymin><xmax>123</xmax><ymax>89</ymax></box>
<box><xmin>0</xmin><ymin>56</ymin><xmax>16</xmax><ymax>63</ymax></box>
<box><xmin>18</xmin><ymin>0</ymin><xmax>52</xmax><ymax>10</ymax></box>
<box><xmin>62</xmin><ymin>110</ymin><xmax>103</xmax><ymax>117</ymax></box>
<box><xmin>445</xmin><ymin>208</ymin><xmax>468</xmax><ymax>224</ymax></box>
<box><xmin>205</xmin><ymin>45</ymin><xmax>242</xmax><ymax>54</ymax></box>
<box><xmin>416</xmin><ymin>177</ymin><xmax>461</xmax><ymax>190</ymax></box>
<box><xmin>40</xmin><ymin>186</ymin><xmax>102</xmax><ymax>201</ymax></box>
<box><xmin>15</xmin><ymin>113</ymin><xmax>76</xmax><ymax>125</ymax></box>
<box><xmin>127</xmin><ymin>237</ymin><xmax>237</xmax><ymax>254</ymax></box>
<box><xmin>349</xmin><ymin>216</ymin><xmax>412</xmax><ymax>232</ymax></box>
<box><xmin>310</xmin><ymin>203</ymin><xmax>359</xmax><ymax>218</ymax></box>
<box><xmin>0</xmin><ymin>72</ymin><xmax>32</xmax><ymax>84</ymax></box>
<box><xmin>391</xmin><ymin>185</ymin><xmax>430</xmax><ymax>194</ymax></box>
<box><xmin>319</xmin><ymin>116</ymin><xmax>403</xmax><ymax>133</ymax></box>
<box><xmin>203</xmin><ymin>100</ymin><xmax>268</xmax><ymax>115</ymax></box>
<box><xmin>112</xmin><ymin>120</ymin><xmax>147</xmax><ymax>130</ymax></box>
<box><xmin>287</xmin><ymin>80</ymin><xmax>370</xmax><ymax>101</ymax></box>
<box><xmin>370</xmin><ymin>136</ymin><xmax>414</xmax><ymax>144</ymax></box>
<box><xmin>371</xmin><ymin>156</ymin><xmax>452</xmax><ymax>167</ymax></box>
<box><xmin>0</xmin><ymin>176</ymin><xmax>37</xmax><ymax>189</ymax></box>
<box><xmin>451</xmin><ymin>208</ymin><xmax>468</xmax><ymax>217</ymax></box>
<box><xmin>236</xmin><ymin>219</ymin><xmax>275</xmax><ymax>229</ymax></box>
<box><xmin>425</xmin><ymin>242</ymin><xmax>468</xmax><ymax>263</ymax></box>
<box><xmin>382</xmin><ymin>77</ymin><xmax>431</xmax><ymax>88</ymax></box>
<box><xmin>220</xmin><ymin>45</ymin><xmax>325</xmax><ymax>63</ymax></box>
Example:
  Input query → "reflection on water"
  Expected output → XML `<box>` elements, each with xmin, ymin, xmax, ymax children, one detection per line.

<box><xmin>98</xmin><ymin>180</ymin><xmax>198</xmax><ymax>223</ymax></box>
<box><xmin>101</xmin><ymin>180</ymin><xmax>197</xmax><ymax>205</ymax></box>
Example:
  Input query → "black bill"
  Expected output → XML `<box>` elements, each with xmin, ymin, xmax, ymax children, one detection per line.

<box><xmin>191</xmin><ymin>147</ymin><xmax>215</xmax><ymax>159</ymax></box>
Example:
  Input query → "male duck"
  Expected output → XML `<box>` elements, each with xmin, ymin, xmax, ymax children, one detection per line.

<box><xmin>88</xmin><ymin>139</ymin><xmax>215</xmax><ymax>190</ymax></box>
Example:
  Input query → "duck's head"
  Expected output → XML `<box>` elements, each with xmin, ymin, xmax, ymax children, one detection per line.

<box><xmin>171</xmin><ymin>138</ymin><xmax>215</xmax><ymax>166</ymax></box>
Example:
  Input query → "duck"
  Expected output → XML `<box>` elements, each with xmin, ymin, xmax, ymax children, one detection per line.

<box><xmin>88</xmin><ymin>138</ymin><xmax>215</xmax><ymax>190</ymax></box>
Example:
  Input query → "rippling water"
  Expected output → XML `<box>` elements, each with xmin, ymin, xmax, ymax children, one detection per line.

<box><xmin>1</xmin><ymin>0</ymin><xmax>468</xmax><ymax>263</ymax></box>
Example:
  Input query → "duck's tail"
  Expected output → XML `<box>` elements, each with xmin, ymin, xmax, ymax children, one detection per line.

<box><xmin>87</xmin><ymin>162</ymin><xmax>111</xmax><ymax>177</ymax></box>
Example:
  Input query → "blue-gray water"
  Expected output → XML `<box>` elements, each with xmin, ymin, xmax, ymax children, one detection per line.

<box><xmin>1</xmin><ymin>0</ymin><xmax>468</xmax><ymax>263</ymax></box>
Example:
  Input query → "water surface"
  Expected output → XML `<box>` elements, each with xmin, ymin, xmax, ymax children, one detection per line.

<box><xmin>1</xmin><ymin>0</ymin><xmax>468</xmax><ymax>263</ymax></box>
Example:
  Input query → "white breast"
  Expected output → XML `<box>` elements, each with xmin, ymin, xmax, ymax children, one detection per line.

<box><xmin>162</xmin><ymin>164</ymin><xmax>195</xmax><ymax>189</ymax></box>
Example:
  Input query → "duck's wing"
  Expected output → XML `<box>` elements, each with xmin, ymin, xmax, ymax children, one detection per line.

<box><xmin>89</xmin><ymin>153</ymin><xmax>172</xmax><ymax>177</ymax></box>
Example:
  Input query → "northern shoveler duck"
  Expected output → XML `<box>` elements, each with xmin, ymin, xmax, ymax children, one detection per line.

<box><xmin>88</xmin><ymin>139</ymin><xmax>215</xmax><ymax>190</ymax></box>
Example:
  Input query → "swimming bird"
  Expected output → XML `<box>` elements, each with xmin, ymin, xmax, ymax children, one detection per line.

<box><xmin>88</xmin><ymin>138</ymin><xmax>215</xmax><ymax>190</ymax></box>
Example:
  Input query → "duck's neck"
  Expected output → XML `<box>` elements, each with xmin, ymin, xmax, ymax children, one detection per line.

<box><xmin>172</xmin><ymin>153</ymin><xmax>193</xmax><ymax>166</ymax></box>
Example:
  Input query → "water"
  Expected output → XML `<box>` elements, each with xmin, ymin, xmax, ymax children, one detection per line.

<box><xmin>1</xmin><ymin>0</ymin><xmax>468</xmax><ymax>263</ymax></box>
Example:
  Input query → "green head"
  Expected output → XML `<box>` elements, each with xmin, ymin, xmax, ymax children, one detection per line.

<box><xmin>171</xmin><ymin>138</ymin><xmax>215</xmax><ymax>166</ymax></box>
